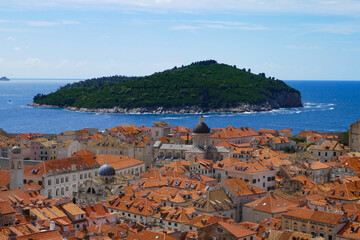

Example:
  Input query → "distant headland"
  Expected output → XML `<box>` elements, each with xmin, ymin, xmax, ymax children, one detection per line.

<box><xmin>29</xmin><ymin>60</ymin><xmax>303</xmax><ymax>114</ymax></box>
<box><xmin>0</xmin><ymin>76</ymin><xmax>10</xmax><ymax>81</ymax></box>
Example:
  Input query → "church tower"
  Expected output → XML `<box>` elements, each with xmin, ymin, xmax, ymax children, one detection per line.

<box><xmin>9</xmin><ymin>146</ymin><xmax>24</xmax><ymax>190</ymax></box>
<box><xmin>192</xmin><ymin>114</ymin><xmax>212</xmax><ymax>149</ymax></box>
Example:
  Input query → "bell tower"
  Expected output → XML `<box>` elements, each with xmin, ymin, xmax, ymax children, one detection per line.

<box><xmin>9</xmin><ymin>146</ymin><xmax>24</xmax><ymax>190</ymax></box>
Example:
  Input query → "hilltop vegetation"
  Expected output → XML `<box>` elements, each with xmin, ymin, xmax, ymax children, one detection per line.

<box><xmin>33</xmin><ymin>60</ymin><xmax>302</xmax><ymax>112</ymax></box>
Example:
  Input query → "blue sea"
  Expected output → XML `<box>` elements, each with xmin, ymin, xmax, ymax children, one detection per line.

<box><xmin>0</xmin><ymin>79</ymin><xmax>359</xmax><ymax>134</ymax></box>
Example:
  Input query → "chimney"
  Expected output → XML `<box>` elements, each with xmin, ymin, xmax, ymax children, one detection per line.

<box><xmin>50</xmin><ymin>221</ymin><xmax>55</xmax><ymax>230</ymax></box>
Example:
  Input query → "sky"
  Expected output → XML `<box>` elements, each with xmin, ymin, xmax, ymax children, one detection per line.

<box><xmin>0</xmin><ymin>0</ymin><xmax>360</xmax><ymax>80</ymax></box>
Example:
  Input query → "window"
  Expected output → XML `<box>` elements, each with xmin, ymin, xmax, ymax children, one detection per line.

<box><xmin>61</xmin><ymin>178</ymin><xmax>64</xmax><ymax>183</ymax></box>
<box><xmin>73</xmin><ymin>175</ymin><xmax>76</xmax><ymax>181</ymax></box>
<box><xmin>56</xmin><ymin>178</ymin><xmax>59</xmax><ymax>184</ymax></box>
<box><xmin>253</xmin><ymin>179</ymin><xmax>256</xmax><ymax>184</ymax></box>
<box><xmin>48</xmin><ymin>179</ymin><xmax>52</xmax><ymax>186</ymax></box>
<box><xmin>318</xmin><ymin>152</ymin><xmax>321</xmax><ymax>156</ymax></box>
<box><xmin>66</xmin><ymin>177</ymin><xmax>69</xmax><ymax>182</ymax></box>
<box><xmin>80</xmin><ymin>174</ymin><xmax>83</xmax><ymax>179</ymax></box>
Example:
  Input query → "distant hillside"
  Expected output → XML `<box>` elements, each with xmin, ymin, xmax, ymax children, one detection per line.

<box><xmin>31</xmin><ymin>60</ymin><xmax>302</xmax><ymax>113</ymax></box>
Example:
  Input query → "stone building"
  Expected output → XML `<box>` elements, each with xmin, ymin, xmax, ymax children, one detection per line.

<box><xmin>307</xmin><ymin>140</ymin><xmax>349</xmax><ymax>162</ymax></box>
<box><xmin>24</xmin><ymin>153</ymin><xmax>100</xmax><ymax>199</ymax></box>
<box><xmin>350</xmin><ymin>120</ymin><xmax>360</xmax><ymax>152</ymax></box>
<box><xmin>198</xmin><ymin>222</ymin><xmax>257</xmax><ymax>240</ymax></box>
<box><xmin>9</xmin><ymin>146</ymin><xmax>23</xmax><ymax>190</ymax></box>
<box><xmin>77</xmin><ymin>164</ymin><xmax>133</xmax><ymax>204</ymax></box>
<box><xmin>154</xmin><ymin>115</ymin><xmax>231</xmax><ymax>161</ymax></box>
<box><xmin>282</xmin><ymin>208</ymin><xmax>347</xmax><ymax>240</ymax></box>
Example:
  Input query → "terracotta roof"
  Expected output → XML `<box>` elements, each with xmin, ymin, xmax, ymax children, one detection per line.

<box><xmin>96</xmin><ymin>155</ymin><xmax>144</xmax><ymax>171</ymax></box>
<box><xmin>308</xmin><ymin>140</ymin><xmax>347</xmax><ymax>151</ymax></box>
<box><xmin>304</xmin><ymin>160</ymin><xmax>330</xmax><ymax>170</ymax></box>
<box><xmin>0</xmin><ymin>170</ymin><xmax>10</xmax><ymax>188</ymax></box>
<box><xmin>245</xmin><ymin>193</ymin><xmax>298</xmax><ymax>214</ymax></box>
<box><xmin>0</xmin><ymin>189</ymin><xmax>33</xmax><ymax>205</ymax></box>
<box><xmin>61</xmin><ymin>202</ymin><xmax>86</xmax><ymax>216</ymax></box>
<box><xmin>73</xmin><ymin>149</ymin><xmax>96</xmax><ymax>157</ymax></box>
<box><xmin>106</xmin><ymin>194</ymin><xmax>156</xmax><ymax>216</ymax></box>
<box><xmin>23</xmin><ymin>182</ymin><xmax>44</xmax><ymax>192</ymax></box>
<box><xmin>171</xmin><ymin>126</ymin><xmax>192</xmax><ymax>133</ymax></box>
<box><xmin>336</xmin><ymin>157</ymin><xmax>360</xmax><ymax>174</ymax></box>
<box><xmin>258</xmin><ymin>129</ymin><xmax>277</xmax><ymax>134</ymax></box>
<box><xmin>218</xmin><ymin>222</ymin><xmax>257</xmax><ymax>238</ymax></box>
<box><xmin>190</xmin><ymin>189</ymin><xmax>233</xmax><ymax>213</ymax></box>
<box><xmin>25</xmin><ymin>155</ymin><xmax>99</xmax><ymax>176</ymax></box>
<box><xmin>215</xmin><ymin>158</ymin><xmax>273</xmax><ymax>173</ymax></box>
<box><xmin>211</xmin><ymin>126</ymin><xmax>258</xmax><ymax>139</ymax></box>
<box><xmin>186</xmin><ymin>214</ymin><xmax>234</xmax><ymax>228</ymax></box>
<box><xmin>278</xmin><ymin>129</ymin><xmax>292</xmax><ymax>133</ymax></box>
<box><xmin>83</xmin><ymin>203</ymin><xmax>112</xmax><ymax>219</ymax></box>
<box><xmin>16</xmin><ymin>230</ymin><xmax>63</xmax><ymax>240</ymax></box>
<box><xmin>87</xmin><ymin>223</ymin><xmax>112</xmax><ymax>234</ymax></box>
<box><xmin>283</xmin><ymin>208</ymin><xmax>344</xmax><ymax>225</ymax></box>
<box><xmin>152</xmin><ymin>206</ymin><xmax>196</xmax><ymax>223</ymax></box>
<box><xmin>102</xmin><ymin>222</ymin><xmax>137</xmax><ymax>238</ymax></box>
<box><xmin>160</xmin><ymin>160</ymin><xmax>194</xmax><ymax>173</ymax></box>
<box><xmin>325</xmin><ymin>180</ymin><xmax>360</xmax><ymax>201</ymax></box>
<box><xmin>30</xmin><ymin>206</ymin><xmax>67</xmax><ymax>220</ymax></box>
<box><xmin>0</xmin><ymin>200</ymin><xmax>16</xmax><ymax>215</ymax></box>
<box><xmin>126</xmin><ymin>229</ymin><xmax>177</xmax><ymax>240</ymax></box>
<box><xmin>337</xmin><ymin>221</ymin><xmax>360</xmax><ymax>239</ymax></box>
<box><xmin>221</xmin><ymin>178</ymin><xmax>265</xmax><ymax>196</ymax></box>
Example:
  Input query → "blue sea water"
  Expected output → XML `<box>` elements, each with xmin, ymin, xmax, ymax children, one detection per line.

<box><xmin>0</xmin><ymin>79</ymin><xmax>359</xmax><ymax>134</ymax></box>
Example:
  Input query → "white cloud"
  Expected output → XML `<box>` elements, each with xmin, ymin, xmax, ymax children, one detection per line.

<box><xmin>23</xmin><ymin>20</ymin><xmax>80</xmax><ymax>27</ymax></box>
<box><xmin>13</xmin><ymin>46</ymin><xmax>22</xmax><ymax>51</ymax></box>
<box><xmin>307</xmin><ymin>22</ymin><xmax>360</xmax><ymax>34</ymax></box>
<box><xmin>286</xmin><ymin>45</ymin><xmax>321</xmax><ymax>50</ymax></box>
<box><xmin>26</xmin><ymin>21</ymin><xmax>59</xmax><ymax>27</ymax></box>
<box><xmin>170</xmin><ymin>25</ymin><xmax>200</xmax><ymax>31</ymax></box>
<box><xmin>6</xmin><ymin>36</ymin><xmax>15</xmax><ymax>41</ymax></box>
<box><xmin>171</xmin><ymin>20</ymin><xmax>266</xmax><ymax>31</ymax></box>
<box><xmin>60</xmin><ymin>20</ymin><xmax>80</xmax><ymax>25</ymax></box>
<box><xmin>5</xmin><ymin>0</ymin><xmax>360</xmax><ymax>16</ymax></box>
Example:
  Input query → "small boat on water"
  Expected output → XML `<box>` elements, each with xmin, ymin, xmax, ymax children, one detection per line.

<box><xmin>8</xmin><ymin>100</ymin><xmax>12</xmax><ymax>103</ymax></box>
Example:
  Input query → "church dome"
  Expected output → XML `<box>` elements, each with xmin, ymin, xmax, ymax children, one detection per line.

<box><xmin>98</xmin><ymin>164</ymin><xmax>115</xmax><ymax>176</ymax></box>
<box><xmin>193</xmin><ymin>114</ymin><xmax>211</xmax><ymax>134</ymax></box>
<box><xmin>11</xmin><ymin>146</ymin><xmax>21</xmax><ymax>154</ymax></box>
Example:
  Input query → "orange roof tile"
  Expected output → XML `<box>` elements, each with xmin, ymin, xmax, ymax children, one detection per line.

<box><xmin>218</xmin><ymin>222</ymin><xmax>257</xmax><ymax>238</ymax></box>
<box><xmin>16</xmin><ymin>230</ymin><xmax>63</xmax><ymax>240</ymax></box>
<box><xmin>245</xmin><ymin>193</ymin><xmax>298</xmax><ymax>214</ymax></box>
<box><xmin>283</xmin><ymin>208</ymin><xmax>344</xmax><ymax>225</ymax></box>
<box><xmin>221</xmin><ymin>178</ymin><xmax>265</xmax><ymax>196</ymax></box>
<box><xmin>211</xmin><ymin>126</ymin><xmax>258</xmax><ymax>139</ymax></box>
<box><xmin>96</xmin><ymin>155</ymin><xmax>143</xmax><ymax>171</ymax></box>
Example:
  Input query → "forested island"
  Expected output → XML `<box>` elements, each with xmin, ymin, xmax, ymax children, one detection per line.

<box><xmin>0</xmin><ymin>76</ymin><xmax>10</xmax><ymax>81</ymax></box>
<box><xmin>30</xmin><ymin>60</ymin><xmax>303</xmax><ymax>113</ymax></box>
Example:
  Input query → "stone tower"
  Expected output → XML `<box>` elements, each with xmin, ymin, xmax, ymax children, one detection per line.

<box><xmin>9</xmin><ymin>146</ymin><xmax>24</xmax><ymax>190</ymax></box>
<box><xmin>192</xmin><ymin>114</ymin><xmax>212</xmax><ymax>149</ymax></box>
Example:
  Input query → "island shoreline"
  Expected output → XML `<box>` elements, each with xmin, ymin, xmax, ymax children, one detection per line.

<box><xmin>28</xmin><ymin>102</ymin><xmax>303</xmax><ymax>114</ymax></box>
